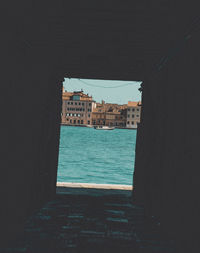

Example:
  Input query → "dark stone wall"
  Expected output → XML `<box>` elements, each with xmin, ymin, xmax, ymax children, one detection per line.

<box><xmin>0</xmin><ymin>1</ymin><xmax>64</xmax><ymax>245</ymax></box>
<box><xmin>134</xmin><ymin>29</ymin><xmax>200</xmax><ymax>251</ymax></box>
<box><xmin>0</xmin><ymin>60</ymin><xmax>63</xmax><ymax>245</ymax></box>
<box><xmin>1</xmin><ymin>0</ymin><xmax>199</xmax><ymax>250</ymax></box>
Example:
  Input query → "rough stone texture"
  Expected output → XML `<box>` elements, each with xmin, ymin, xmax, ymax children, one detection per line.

<box><xmin>0</xmin><ymin>189</ymin><xmax>174</xmax><ymax>253</ymax></box>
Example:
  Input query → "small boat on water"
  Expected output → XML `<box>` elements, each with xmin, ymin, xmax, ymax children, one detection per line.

<box><xmin>86</xmin><ymin>125</ymin><xmax>93</xmax><ymax>128</ymax></box>
<box><xmin>94</xmin><ymin>126</ymin><xmax>115</xmax><ymax>130</ymax></box>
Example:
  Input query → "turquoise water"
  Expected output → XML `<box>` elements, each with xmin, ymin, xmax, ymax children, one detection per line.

<box><xmin>57</xmin><ymin>126</ymin><xmax>137</xmax><ymax>185</ymax></box>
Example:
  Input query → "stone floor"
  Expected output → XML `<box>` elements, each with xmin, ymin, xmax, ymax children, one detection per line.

<box><xmin>0</xmin><ymin>186</ymin><xmax>175</xmax><ymax>253</ymax></box>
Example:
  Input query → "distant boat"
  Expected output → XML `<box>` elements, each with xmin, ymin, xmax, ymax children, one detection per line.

<box><xmin>94</xmin><ymin>126</ymin><xmax>115</xmax><ymax>130</ymax></box>
<box><xmin>86</xmin><ymin>125</ymin><xmax>93</xmax><ymax>128</ymax></box>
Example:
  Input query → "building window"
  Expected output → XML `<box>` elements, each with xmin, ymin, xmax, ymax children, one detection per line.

<box><xmin>71</xmin><ymin>102</ymin><xmax>73</xmax><ymax>105</ymax></box>
<box><xmin>127</xmin><ymin>121</ymin><xmax>130</xmax><ymax>124</ymax></box>
<box><xmin>88</xmin><ymin>120</ymin><xmax>90</xmax><ymax>124</ymax></box>
<box><xmin>81</xmin><ymin>120</ymin><xmax>83</xmax><ymax>124</ymax></box>
<box><xmin>89</xmin><ymin>103</ymin><xmax>91</xmax><ymax>106</ymax></box>
<box><xmin>80</xmin><ymin>108</ymin><xmax>82</xmax><ymax>111</ymax></box>
<box><xmin>75</xmin><ymin>102</ymin><xmax>77</xmax><ymax>105</ymax></box>
<box><xmin>137</xmin><ymin>115</ymin><xmax>139</xmax><ymax>117</ymax></box>
<box><xmin>137</xmin><ymin>108</ymin><xmax>139</xmax><ymax>111</ymax></box>
<box><xmin>74</xmin><ymin>120</ymin><xmax>76</xmax><ymax>124</ymax></box>
<box><xmin>78</xmin><ymin>120</ymin><xmax>80</xmax><ymax>124</ymax></box>
<box><xmin>132</xmin><ymin>108</ymin><xmax>135</xmax><ymax>112</ymax></box>
<box><xmin>132</xmin><ymin>121</ymin><xmax>134</xmax><ymax>125</ymax></box>
<box><xmin>132</xmin><ymin>114</ymin><xmax>134</xmax><ymax>118</ymax></box>
<box><xmin>88</xmin><ymin>114</ymin><xmax>90</xmax><ymax>117</ymax></box>
<box><xmin>70</xmin><ymin>119</ymin><xmax>72</xmax><ymax>123</ymax></box>
<box><xmin>82</xmin><ymin>103</ymin><xmax>84</xmax><ymax>106</ymax></box>
<box><xmin>66</xmin><ymin>118</ymin><xmax>69</xmax><ymax>121</ymax></box>
<box><xmin>93</xmin><ymin>120</ymin><xmax>96</xmax><ymax>125</ymax></box>
<box><xmin>73</xmin><ymin>95</ymin><xmax>80</xmax><ymax>101</ymax></box>
<box><xmin>127</xmin><ymin>114</ymin><xmax>130</xmax><ymax>118</ymax></box>
<box><xmin>83</xmin><ymin>108</ymin><xmax>85</xmax><ymax>111</ymax></box>
<box><xmin>128</xmin><ymin>108</ymin><xmax>130</xmax><ymax>111</ymax></box>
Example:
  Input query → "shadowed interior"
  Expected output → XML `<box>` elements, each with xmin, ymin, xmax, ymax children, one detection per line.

<box><xmin>1</xmin><ymin>1</ymin><xmax>199</xmax><ymax>251</ymax></box>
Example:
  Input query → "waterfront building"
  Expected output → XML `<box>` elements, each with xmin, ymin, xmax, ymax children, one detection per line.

<box><xmin>92</xmin><ymin>111</ymin><xmax>106</xmax><ymax>126</ymax></box>
<box><xmin>126</xmin><ymin>101</ymin><xmax>141</xmax><ymax>128</ymax></box>
<box><xmin>62</xmin><ymin>88</ymin><xmax>96</xmax><ymax>125</ymax></box>
<box><xmin>92</xmin><ymin>101</ymin><xmax>127</xmax><ymax>127</ymax></box>
<box><xmin>105</xmin><ymin>109</ymin><xmax>127</xmax><ymax>127</ymax></box>
<box><xmin>62</xmin><ymin>90</ymin><xmax>141</xmax><ymax>128</ymax></box>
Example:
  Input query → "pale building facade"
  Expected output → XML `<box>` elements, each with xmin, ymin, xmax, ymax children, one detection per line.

<box><xmin>126</xmin><ymin>101</ymin><xmax>141</xmax><ymax>128</ymax></box>
<box><xmin>62</xmin><ymin>89</ymin><xmax>96</xmax><ymax>125</ymax></box>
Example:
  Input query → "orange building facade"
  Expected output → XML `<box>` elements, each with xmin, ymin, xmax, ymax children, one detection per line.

<box><xmin>61</xmin><ymin>88</ymin><xmax>96</xmax><ymax>126</ymax></box>
<box><xmin>92</xmin><ymin>101</ymin><xmax>127</xmax><ymax>127</ymax></box>
<box><xmin>61</xmin><ymin>89</ymin><xmax>141</xmax><ymax>128</ymax></box>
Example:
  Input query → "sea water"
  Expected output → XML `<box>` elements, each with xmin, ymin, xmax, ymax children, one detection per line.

<box><xmin>57</xmin><ymin>126</ymin><xmax>137</xmax><ymax>185</ymax></box>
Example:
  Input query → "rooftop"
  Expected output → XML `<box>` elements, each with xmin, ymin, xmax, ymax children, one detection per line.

<box><xmin>62</xmin><ymin>90</ymin><xmax>93</xmax><ymax>101</ymax></box>
<box><xmin>127</xmin><ymin>101</ymin><xmax>141</xmax><ymax>107</ymax></box>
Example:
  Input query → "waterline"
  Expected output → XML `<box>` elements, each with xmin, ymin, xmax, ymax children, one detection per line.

<box><xmin>57</xmin><ymin>182</ymin><xmax>132</xmax><ymax>190</ymax></box>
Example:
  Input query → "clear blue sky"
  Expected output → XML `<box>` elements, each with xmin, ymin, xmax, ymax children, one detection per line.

<box><xmin>63</xmin><ymin>78</ymin><xmax>142</xmax><ymax>104</ymax></box>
